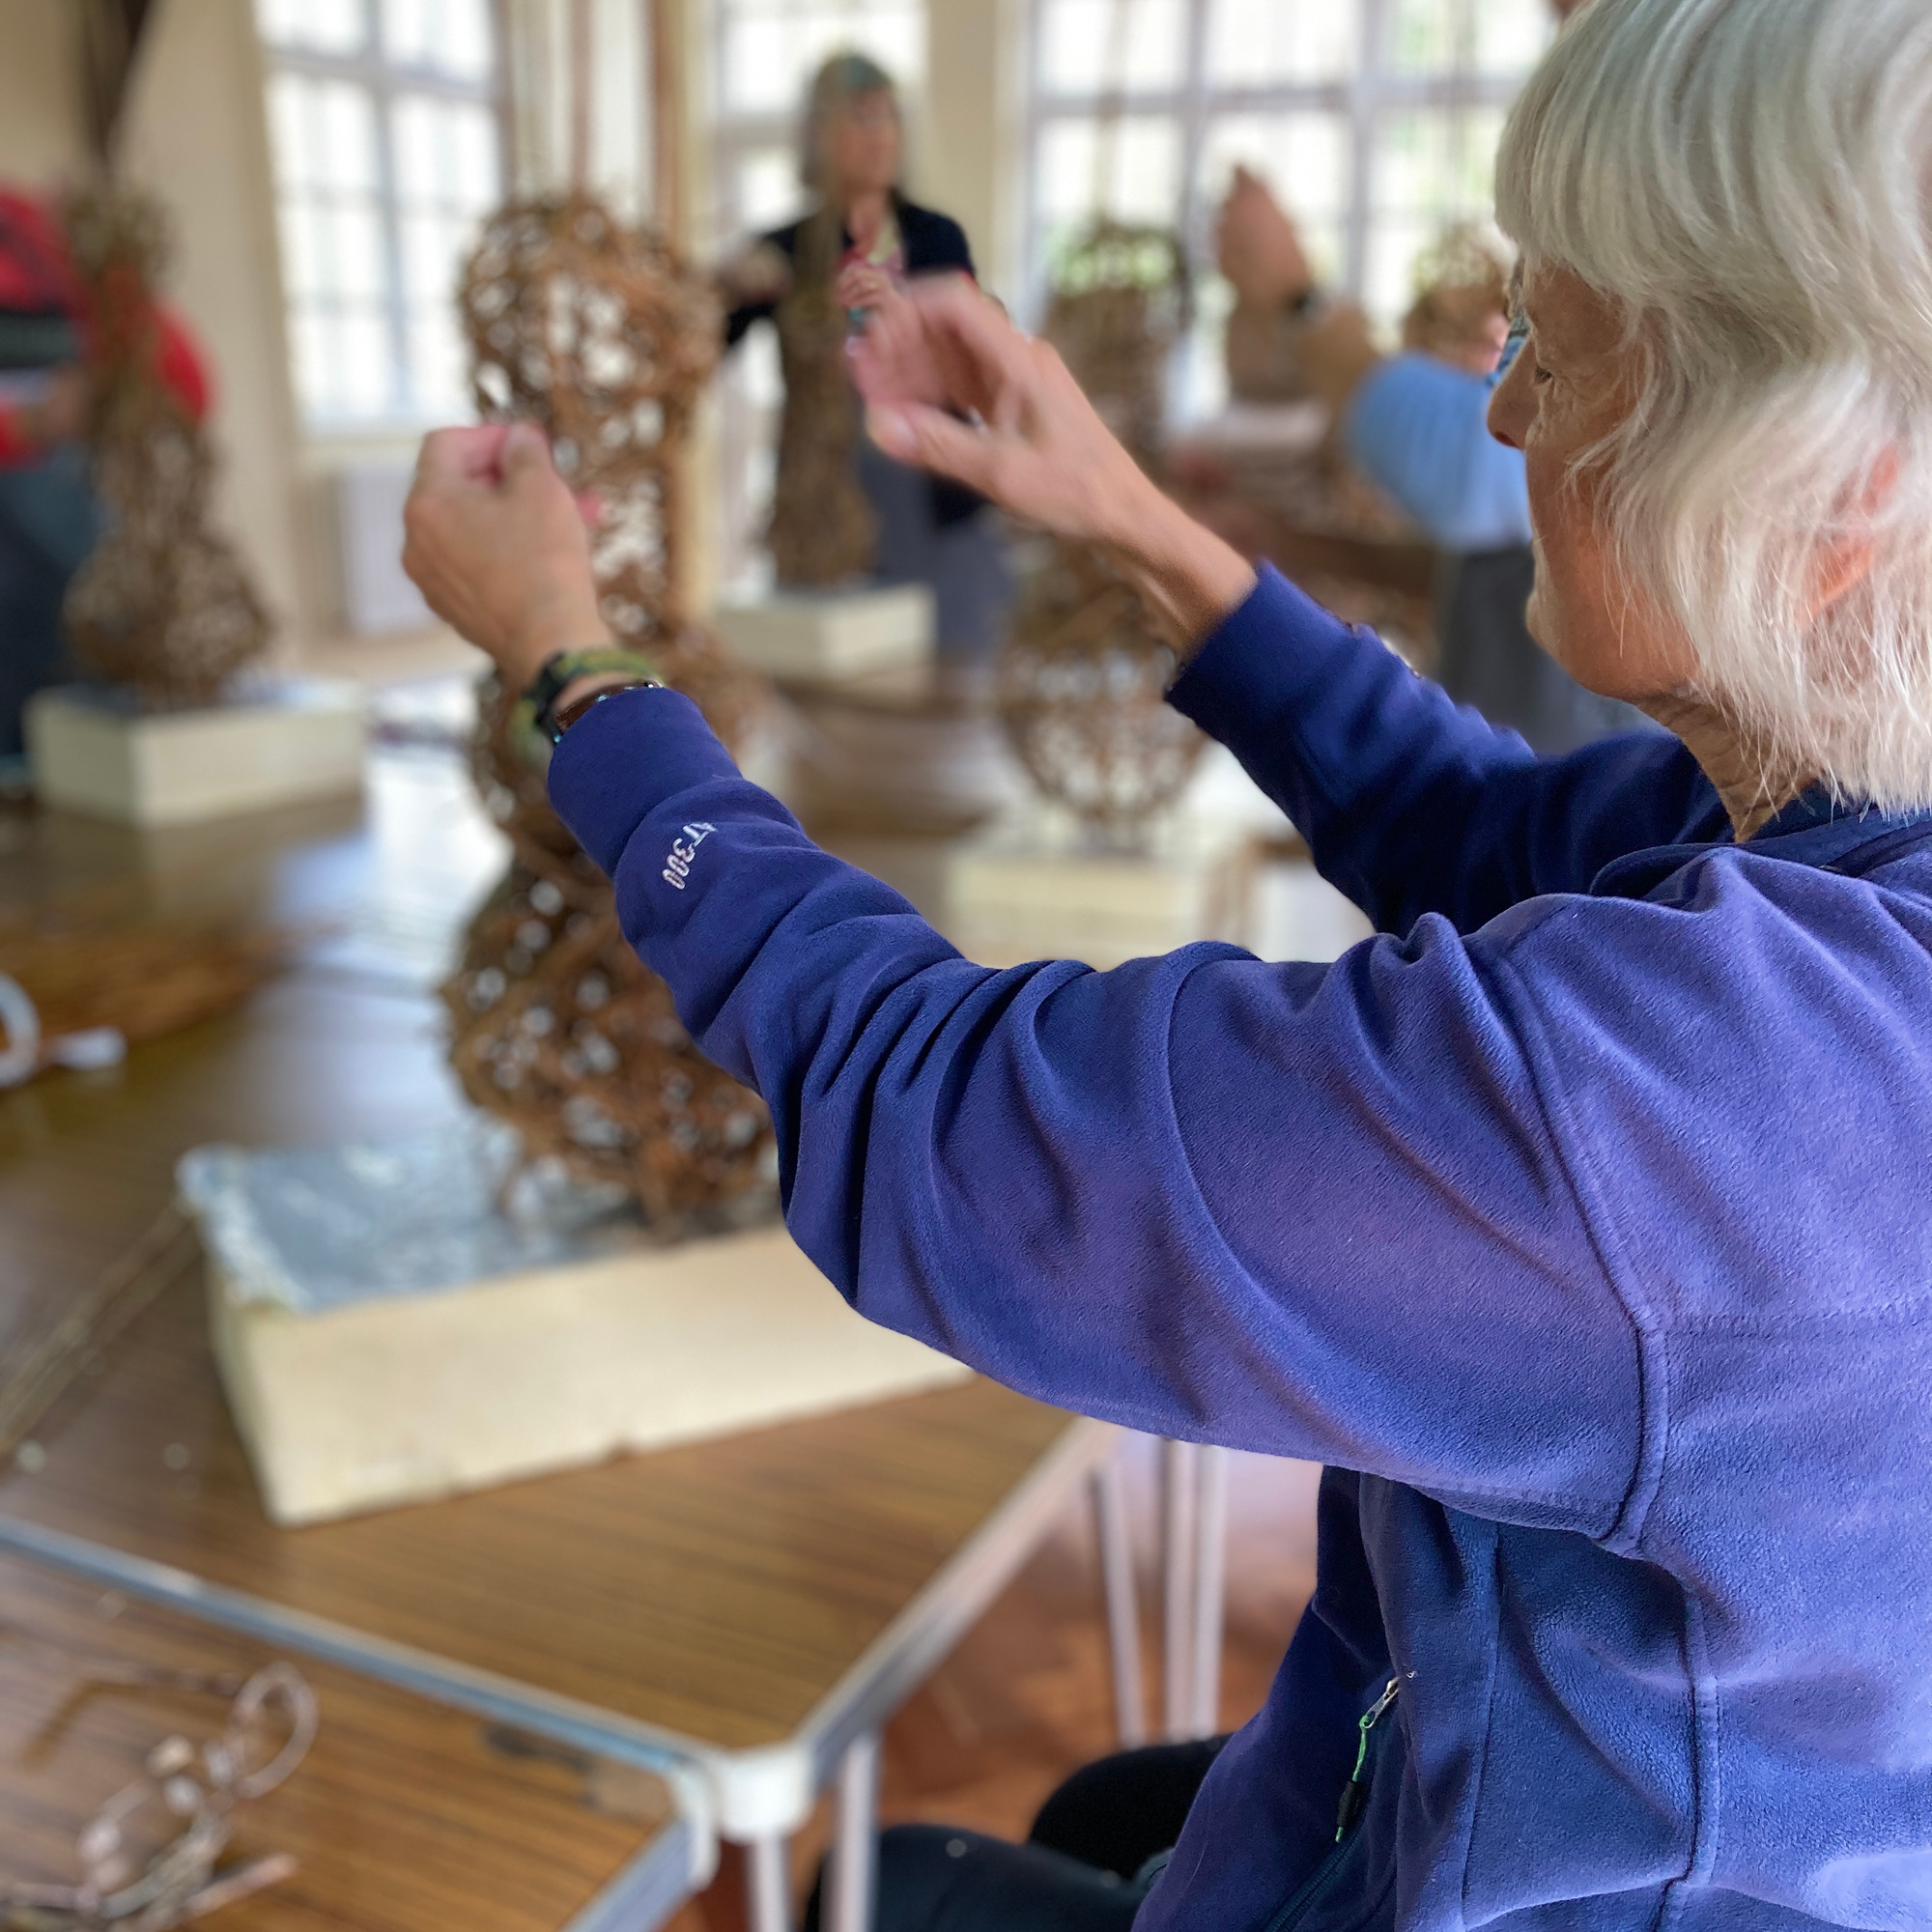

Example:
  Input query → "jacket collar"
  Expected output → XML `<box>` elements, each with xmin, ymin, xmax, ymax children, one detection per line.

<box><xmin>1590</xmin><ymin>786</ymin><xmax>1932</xmax><ymax>902</ymax></box>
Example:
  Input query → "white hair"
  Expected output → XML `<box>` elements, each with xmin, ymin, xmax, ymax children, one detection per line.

<box><xmin>1496</xmin><ymin>0</ymin><xmax>1932</xmax><ymax>810</ymax></box>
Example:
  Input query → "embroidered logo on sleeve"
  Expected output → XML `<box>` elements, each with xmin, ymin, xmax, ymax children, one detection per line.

<box><xmin>662</xmin><ymin>823</ymin><xmax>716</xmax><ymax>891</ymax></box>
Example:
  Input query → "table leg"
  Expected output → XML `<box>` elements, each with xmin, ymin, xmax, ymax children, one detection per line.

<box><xmin>1188</xmin><ymin>1444</ymin><xmax>1230</xmax><ymax>1739</ymax></box>
<box><xmin>825</xmin><ymin>1730</ymin><xmax>881</xmax><ymax>1932</ymax></box>
<box><xmin>1090</xmin><ymin>1457</ymin><xmax>1148</xmax><ymax>1748</ymax></box>
<box><xmin>1161</xmin><ymin>1438</ymin><xmax>1199</xmax><ymax>1742</ymax></box>
<box><xmin>747</xmin><ymin>1833</ymin><xmax>792</xmax><ymax>1932</ymax></box>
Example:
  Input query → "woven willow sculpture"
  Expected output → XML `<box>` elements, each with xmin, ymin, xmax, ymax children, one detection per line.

<box><xmin>998</xmin><ymin>541</ymin><xmax>1204</xmax><ymax>845</ymax></box>
<box><xmin>443</xmin><ymin>191</ymin><xmax>774</xmax><ymax>1222</ymax></box>
<box><xmin>768</xmin><ymin>209</ymin><xmax>876</xmax><ymax>586</ymax></box>
<box><xmin>1041</xmin><ymin>221</ymin><xmax>1190</xmax><ymax>462</ymax></box>
<box><xmin>61</xmin><ymin>186</ymin><xmax>270</xmax><ymax>708</ymax></box>
<box><xmin>1000</xmin><ymin>222</ymin><xmax>1201</xmax><ymax>845</ymax></box>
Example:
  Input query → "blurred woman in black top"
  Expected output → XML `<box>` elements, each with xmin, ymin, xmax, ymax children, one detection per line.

<box><xmin>718</xmin><ymin>54</ymin><xmax>1010</xmax><ymax>666</ymax></box>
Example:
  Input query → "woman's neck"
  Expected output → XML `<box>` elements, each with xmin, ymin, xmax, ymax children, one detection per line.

<box><xmin>842</xmin><ymin>187</ymin><xmax>892</xmax><ymax>248</ymax></box>
<box><xmin>1641</xmin><ymin>692</ymin><xmax>1820</xmax><ymax>840</ymax></box>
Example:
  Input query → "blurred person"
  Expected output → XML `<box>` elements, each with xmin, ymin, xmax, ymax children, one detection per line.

<box><xmin>405</xmin><ymin>0</ymin><xmax>1932</xmax><ymax>1926</ymax></box>
<box><xmin>1213</xmin><ymin>0</ymin><xmax>1630</xmax><ymax>753</ymax></box>
<box><xmin>0</xmin><ymin>188</ymin><xmax>209</xmax><ymax>759</ymax></box>
<box><xmin>716</xmin><ymin>52</ymin><xmax>1011</xmax><ymax>667</ymax></box>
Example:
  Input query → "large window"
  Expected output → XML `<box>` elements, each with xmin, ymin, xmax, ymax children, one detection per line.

<box><xmin>256</xmin><ymin>0</ymin><xmax>505</xmax><ymax>427</ymax></box>
<box><xmin>708</xmin><ymin>0</ymin><xmax>926</xmax><ymax>589</ymax></box>
<box><xmin>1026</xmin><ymin>0</ymin><xmax>1551</xmax><ymax>415</ymax></box>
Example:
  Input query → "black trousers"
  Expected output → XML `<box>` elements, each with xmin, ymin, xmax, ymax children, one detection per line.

<box><xmin>805</xmin><ymin>1738</ymin><xmax>1228</xmax><ymax>1932</ymax></box>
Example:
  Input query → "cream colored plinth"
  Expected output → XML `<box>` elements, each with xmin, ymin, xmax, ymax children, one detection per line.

<box><xmin>26</xmin><ymin>684</ymin><xmax>364</xmax><ymax>827</ymax></box>
<box><xmin>943</xmin><ymin>823</ymin><xmax>1259</xmax><ymax>971</ymax></box>
<box><xmin>715</xmin><ymin>583</ymin><xmax>935</xmax><ymax>680</ymax></box>
<box><xmin>207</xmin><ymin>1223</ymin><xmax>971</xmax><ymax>1527</ymax></box>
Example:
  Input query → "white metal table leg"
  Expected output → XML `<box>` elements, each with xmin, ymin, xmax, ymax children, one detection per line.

<box><xmin>1091</xmin><ymin>1456</ymin><xmax>1148</xmax><ymax>1748</ymax></box>
<box><xmin>826</xmin><ymin>1731</ymin><xmax>881</xmax><ymax>1932</ymax></box>
<box><xmin>1161</xmin><ymin>1438</ymin><xmax>1200</xmax><ymax>1742</ymax></box>
<box><xmin>1188</xmin><ymin>1444</ymin><xmax>1231</xmax><ymax>1738</ymax></box>
<box><xmin>747</xmin><ymin>1833</ymin><xmax>791</xmax><ymax>1932</ymax></box>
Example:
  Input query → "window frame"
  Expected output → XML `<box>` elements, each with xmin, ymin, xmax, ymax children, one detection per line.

<box><xmin>256</xmin><ymin>0</ymin><xmax>511</xmax><ymax>432</ymax></box>
<box><xmin>1020</xmin><ymin>0</ymin><xmax>1542</xmax><ymax>337</ymax></box>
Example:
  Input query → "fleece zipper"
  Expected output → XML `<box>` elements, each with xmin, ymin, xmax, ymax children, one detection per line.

<box><xmin>1264</xmin><ymin>1676</ymin><xmax>1402</xmax><ymax>1932</ymax></box>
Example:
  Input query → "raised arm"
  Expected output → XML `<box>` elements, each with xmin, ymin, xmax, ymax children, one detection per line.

<box><xmin>399</xmin><ymin>420</ymin><xmax>1644</xmax><ymax>1521</ymax></box>
<box><xmin>850</xmin><ymin>278</ymin><xmax>1717</xmax><ymax>929</ymax></box>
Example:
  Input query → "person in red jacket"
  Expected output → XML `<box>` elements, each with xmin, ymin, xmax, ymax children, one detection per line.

<box><xmin>0</xmin><ymin>188</ymin><xmax>210</xmax><ymax>758</ymax></box>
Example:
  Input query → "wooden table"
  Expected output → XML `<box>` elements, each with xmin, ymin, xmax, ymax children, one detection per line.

<box><xmin>0</xmin><ymin>1554</ymin><xmax>696</xmax><ymax>1932</ymax></box>
<box><xmin>0</xmin><ymin>744</ymin><xmax>1140</xmax><ymax>1932</ymax></box>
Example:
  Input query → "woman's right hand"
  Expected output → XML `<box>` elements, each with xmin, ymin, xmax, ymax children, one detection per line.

<box><xmin>849</xmin><ymin>274</ymin><xmax>1160</xmax><ymax>551</ymax></box>
<box><xmin>850</xmin><ymin>276</ymin><xmax>1255</xmax><ymax>653</ymax></box>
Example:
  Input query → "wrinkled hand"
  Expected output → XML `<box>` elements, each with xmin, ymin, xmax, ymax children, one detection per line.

<box><xmin>402</xmin><ymin>423</ymin><xmax>610</xmax><ymax>689</ymax></box>
<box><xmin>849</xmin><ymin>275</ymin><xmax>1158</xmax><ymax>549</ymax></box>
<box><xmin>1216</xmin><ymin>166</ymin><xmax>1314</xmax><ymax>310</ymax></box>
<box><xmin>849</xmin><ymin>277</ymin><xmax>1255</xmax><ymax>651</ymax></box>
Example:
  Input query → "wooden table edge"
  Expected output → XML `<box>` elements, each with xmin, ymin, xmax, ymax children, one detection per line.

<box><xmin>0</xmin><ymin>1412</ymin><xmax>1122</xmax><ymax>1843</ymax></box>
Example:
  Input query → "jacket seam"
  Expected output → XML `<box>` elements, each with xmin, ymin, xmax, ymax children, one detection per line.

<box><xmin>1485</xmin><ymin>944</ymin><xmax>1667</xmax><ymax>1554</ymax></box>
<box><xmin>1158</xmin><ymin>953</ymin><xmax>1625</xmax><ymax>1528</ymax></box>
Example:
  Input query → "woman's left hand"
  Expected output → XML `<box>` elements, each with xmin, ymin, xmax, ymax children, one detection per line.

<box><xmin>403</xmin><ymin>424</ymin><xmax>611</xmax><ymax>688</ymax></box>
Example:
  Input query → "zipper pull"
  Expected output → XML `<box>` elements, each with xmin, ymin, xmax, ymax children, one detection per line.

<box><xmin>1334</xmin><ymin>1677</ymin><xmax>1401</xmax><ymax>1842</ymax></box>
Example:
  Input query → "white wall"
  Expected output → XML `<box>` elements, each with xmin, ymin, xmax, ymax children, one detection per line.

<box><xmin>120</xmin><ymin>0</ymin><xmax>308</xmax><ymax>662</ymax></box>
<box><xmin>916</xmin><ymin>0</ymin><xmax>1028</xmax><ymax>300</ymax></box>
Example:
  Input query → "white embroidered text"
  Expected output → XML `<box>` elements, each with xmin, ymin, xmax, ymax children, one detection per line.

<box><xmin>662</xmin><ymin>822</ymin><xmax>716</xmax><ymax>890</ymax></box>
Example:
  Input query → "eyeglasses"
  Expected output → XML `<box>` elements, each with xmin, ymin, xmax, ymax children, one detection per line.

<box><xmin>0</xmin><ymin>1626</ymin><xmax>318</xmax><ymax>1932</ymax></box>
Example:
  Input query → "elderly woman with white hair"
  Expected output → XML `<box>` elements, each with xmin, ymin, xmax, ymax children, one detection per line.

<box><xmin>402</xmin><ymin>0</ymin><xmax>1932</xmax><ymax>1925</ymax></box>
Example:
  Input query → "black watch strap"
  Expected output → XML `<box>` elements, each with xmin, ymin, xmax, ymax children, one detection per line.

<box><xmin>519</xmin><ymin>646</ymin><xmax>662</xmax><ymax>745</ymax></box>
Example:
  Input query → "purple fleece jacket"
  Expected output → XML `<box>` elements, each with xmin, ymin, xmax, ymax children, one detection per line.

<box><xmin>550</xmin><ymin>566</ymin><xmax>1932</xmax><ymax>1932</ymax></box>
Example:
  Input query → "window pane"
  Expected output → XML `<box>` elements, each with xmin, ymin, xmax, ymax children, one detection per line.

<box><xmin>1475</xmin><ymin>0</ymin><xmax>1551</xmax><ymax>73</ymax></box>
<box><xmin>314</xmin><ymin>80</ymin><xmax>381</xmax><ymax>193</ymax></box>
<box><xmin>382</xmin><ymin>0</ymin><xmax>494</xmax><ymax>79</ymax></box>
<box><xmin>1200</xmin><ymin>115</ymin><xmax>1351</xmax><ymax>232</ymax></box>
<box><xmin>1374</xmin><ymin>107</ymin><xmax>1505</xmax><ymax>217</ymax></box>
<box><xmin>720</xmin><ymin>1</ymin><xmax>926</xmax><ymax>117</ymax></box>
<box><xmin>1038</xmin><ymin>0</ymin><xmax>1187</xmax><ymax>97</ymax></box>
<box><xmin>337</xmin><ymin>309</ymin><xmax>396</xmax><ymax>416</ymax></box>
<box><xmin>408</xmin><ymin>311</ymin><xmax>470</xmax><ymax>418</ymax></box>
<box><xmin>1037</xmin><ymin>115</ymin><xmax>1182</xmax><ymax>232</ymax></box>
<box><xmin>322</xmin><ymin>200</ymin><xmax>387</xmax><ymax>304</ymax></box>
<box><xmin>392</xmin><ymin>95</ymin><xmax>500</xmax><ymax>211</ymax></box>
<box><xmin>1205</xmin><ymin>0</ymin><xmax>1358</xmax><ymax>88</ymax></box>
<box><xmin>1386</xmin><ymin>0</ymin><xmax>1472</xmax><ymax>74</ymax></box>
<box><xmin>256</xmin><ymin>0</ymin><xmax>366</xmax><ymax>56</ymax></box>
<box><xmin>734</xmin><ymin>147</ymin><xmax>801</xmax><ymax>231</ymax></box>
<box><xmin>276</xmin><ymin>197</ymin><xmax>326</xmax><ymax>301</ymax></box>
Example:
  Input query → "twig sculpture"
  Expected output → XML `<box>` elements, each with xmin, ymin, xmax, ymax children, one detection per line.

<box><xmin>1000</xmin><ymin>0</ymin><xmax>1202</xmax><ymax>848</ymax></box>
<box><xmin>767</xmin><ymin>209</ymin><xmax>876</xmax><ymax>586</ymax></box>
<box><xmin>59</xmin><ymin>187</ymin><xmax>270</xmax><ymax>708</ymax></box>
<box><xmin>442</xmin><ymin>2</ymin><xmax>772</xmax><ymax>1224</ymax></box>
<box><xmin>998</xmin><ymin>542</ymin><xmax>1203</xmax><ymax>846</ymax></box>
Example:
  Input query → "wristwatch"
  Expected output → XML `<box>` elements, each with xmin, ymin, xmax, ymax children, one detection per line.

<box><xmin>519</xmin><ymin>646</ymin><xmax>664</xmax><ymax>746</ymax></box>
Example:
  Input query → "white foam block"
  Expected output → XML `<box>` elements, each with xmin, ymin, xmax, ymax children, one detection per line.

<box><xmin>181</xmin><ymin>1129</ymin><xmax>969</xmax><ymax>1526</ymax></box>
<box><xmin>26</xmin><ymin>683</ymin><xmax>364</xmax><ymax>826</ymax></box>
<box><xmin>715</xmin><ymin>584</ymin><xmax>935</xmax><ymax>680</ymax></box>
<box><xmin>943</xmin><ymin>823</ymin><xmax>1257</xmax><ymax>971</ymax></box>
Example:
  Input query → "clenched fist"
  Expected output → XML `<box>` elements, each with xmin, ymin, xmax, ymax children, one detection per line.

<box><xmin>402</xmin><ymin>423</ymin><xmax>611</xmax><ymax>690</ymax></box>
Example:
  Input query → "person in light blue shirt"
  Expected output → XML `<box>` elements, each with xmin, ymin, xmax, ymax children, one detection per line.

<box><xmin>1216</xmin><ymin>131</ymin><xmax>1643</xmax><ymax>753</ymax></box>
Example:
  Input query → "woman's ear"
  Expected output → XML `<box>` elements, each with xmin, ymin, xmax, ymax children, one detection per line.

<box><xmin>1806</xmin><ymin>448</ymin><xmax>1900</xmax><ymax>622</ymax></box>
